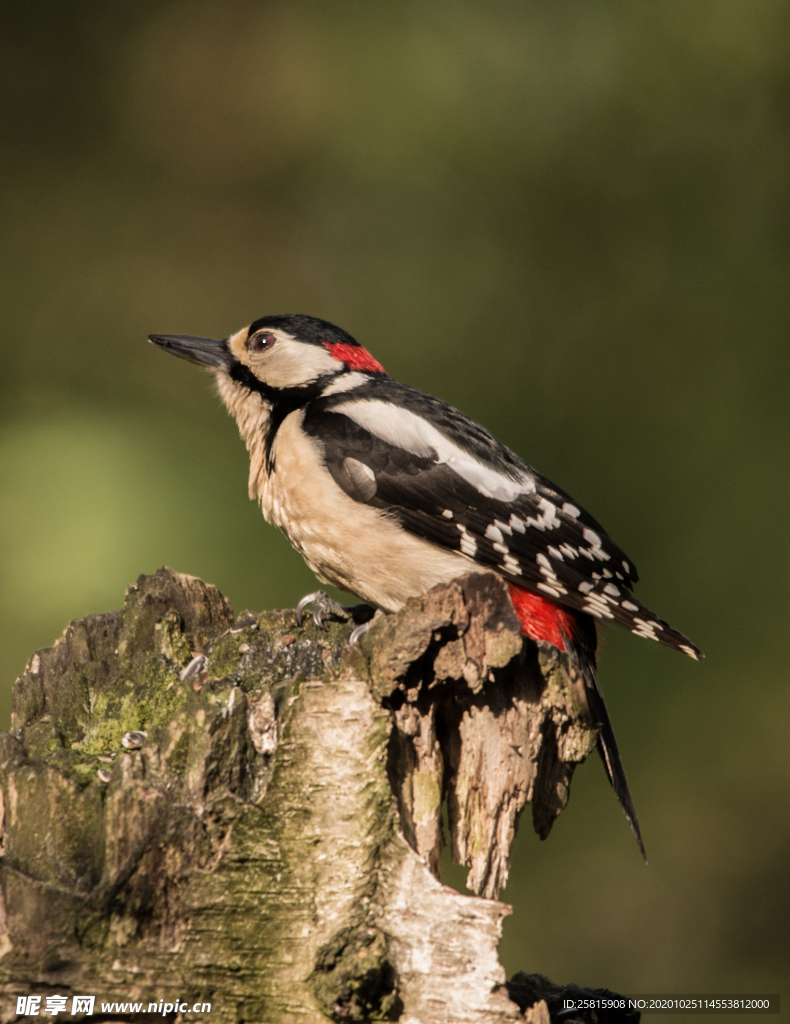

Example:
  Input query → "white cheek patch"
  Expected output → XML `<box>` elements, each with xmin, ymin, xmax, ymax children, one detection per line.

<box><xmin>333</xmin><ymin>399</ymin><xmax>536</xmax><ymax>502</ymax></box>
<box><xmin>230</xmin><ymin>329</ymin><xmax>343</xmax><ymax>390</ymax></box>
<box><xmin>256</xmin><ymin>337</ymin><xmax>341</xmax><ymax>389</ymax></box>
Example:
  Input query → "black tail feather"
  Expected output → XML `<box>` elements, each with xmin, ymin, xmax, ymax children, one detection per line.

<box><xmin>570</xmin><ymin>644</ymin><xmax>647</xmax><ymax>861</ymax></box>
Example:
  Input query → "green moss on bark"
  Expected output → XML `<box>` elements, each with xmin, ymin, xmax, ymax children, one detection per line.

<box><xmin>0</xmin><ymin>566</ymin><xmax>603</xmax><ymax>1024</ymax></box>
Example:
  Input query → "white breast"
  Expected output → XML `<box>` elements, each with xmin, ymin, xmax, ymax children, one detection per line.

<box><xmin>258</xmin><ymin>410</ymin><xmax>472</xmax><ymax>610</ymax></box>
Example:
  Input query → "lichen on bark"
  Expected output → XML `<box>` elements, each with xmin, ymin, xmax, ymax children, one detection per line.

<box><xmin>0</xmin><ymin>566</ymin><xmax>607</xmax><ymax>1024</ymax></box>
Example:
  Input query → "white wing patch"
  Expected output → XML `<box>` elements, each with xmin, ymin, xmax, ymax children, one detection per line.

<box><xmin>333</xmin><ymin>399</ymin><xmax>536</xmax><ymax>502</ymax></box>
<box><xmin>321</xmin><ymin>371</ymin><xmax>370</xmax><ymax>396</ymax></box>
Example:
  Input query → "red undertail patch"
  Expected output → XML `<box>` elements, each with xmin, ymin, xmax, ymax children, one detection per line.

<box><xmin>508</xmin><ymin>584</ymin><xmax>579</xmax><ymax>650</ymax></box>
<box><xmin>322</xmin><ymin>342</ymin><xmax>386</xmax><ymax>374</ymax></box>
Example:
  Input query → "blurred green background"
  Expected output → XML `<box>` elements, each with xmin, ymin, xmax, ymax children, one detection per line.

<box><xmin>1</xmin><ymin>0</ymin><xmax>787</xmax><ymax>1007</ymax></box>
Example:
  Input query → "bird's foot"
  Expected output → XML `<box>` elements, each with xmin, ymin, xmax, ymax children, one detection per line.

<box><xmin>349</xmin><ymin>609</ymin><xmax>385</xmax><ymax>645</ymax></box>
<box><xmin>295</xmin><ymin>590</ymin><xmax>376</xmax><ymax>630</ymax></box>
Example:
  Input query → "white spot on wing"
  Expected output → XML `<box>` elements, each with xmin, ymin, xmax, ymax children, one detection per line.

<box><xmin>562</xmin><ymin>503</ymin><xmax>580</xmax><ymax>518</ymax></box>
<box><xmin>442</xmin><ymin>509</ymin><xmax>454</xmax><ymax>519</ymax></box>
<box><xmin>333</xmin><ymin>399</ymin><xmax>536</xmax><ymax>501</ymax></box>
<box><xmin>457</xmin><ymin>524</ymin><xmax>478</xmax><ymax>558</ymax></box>
<box><xmin>583</xmin><ymin>596</ymin><xmax>614</xmax><ymax>619</ymax></box>
<box><xmin>503</xmin><ymin>554</ymin><xmax>522</xmax><ymax>575</ymax></box>
<box><xmin>581</xmin><ymin>527</ymin><xmax>611</xmax><ymax>561</ymax></box>
<box><xmin>485</xmin><ymin>524</ymin><xmax>504</xmax><ymax>545</ymax></box>
<box><xmin>518</xmin><ymin>497</ymin><xmax>562</xmax><ymax>532</ymax></box>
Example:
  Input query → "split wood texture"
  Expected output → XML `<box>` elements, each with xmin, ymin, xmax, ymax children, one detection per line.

<box><xmin>0</xmin><ymin>567</ymin><xmax>612</xmax><ymax>1024</ymax></box>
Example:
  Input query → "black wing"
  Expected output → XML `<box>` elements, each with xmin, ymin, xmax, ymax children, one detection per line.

<box><xmin>303</xmin><ymin>380</ymin><xmax>702</xmax><ymax>659</ymax></box>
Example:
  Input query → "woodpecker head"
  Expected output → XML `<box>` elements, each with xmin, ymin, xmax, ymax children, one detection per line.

<box><xmin>149</xmin><ymin>314</ymin><xmax>385</xmax><ymax>398</ymax></box>
<box><xmin>150</xmin><ymin>314</ymin><xmax>386</xmax><ymax>489</ymax></box>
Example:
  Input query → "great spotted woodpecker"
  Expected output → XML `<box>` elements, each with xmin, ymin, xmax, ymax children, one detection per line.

<box><xmin>150</xmin><ymin>314</ymin><xmax>702</xmax><ymax>856</ymax></box>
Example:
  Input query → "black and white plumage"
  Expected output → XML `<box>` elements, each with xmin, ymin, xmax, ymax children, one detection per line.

<box><xmin>150</xmin><ymin>314</ymin><xmax>702</xmax><ymax>857</ymax></box>
<box><xmin>302</xmin><ymin>377</ymin><xmax>700</xmax><ymax>659</ymax></box>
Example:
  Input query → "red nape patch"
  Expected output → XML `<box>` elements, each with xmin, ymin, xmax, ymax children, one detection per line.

<box><xmin>322</xmin><ymin>342</ymin><xmax>385</xmax><ymax>374</ymax></box>
<box><xmin>508</xmin><ymin>584</ymin><xmax>578</xmax><ymax>650</ymax></box>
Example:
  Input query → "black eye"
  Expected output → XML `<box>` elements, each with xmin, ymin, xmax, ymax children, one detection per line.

<box><xmin>248</xmin><ymin>331</ymin><xmax>275</xmax><ymax>353</ymax></box>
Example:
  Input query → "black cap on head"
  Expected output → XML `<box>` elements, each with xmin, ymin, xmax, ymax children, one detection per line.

<box><xmin>247</xmin><ymin>314</ymin><xmax>360</xmax><ymax>347</ymax></box>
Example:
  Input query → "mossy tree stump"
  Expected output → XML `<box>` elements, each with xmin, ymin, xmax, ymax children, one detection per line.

<box><xmin>0</xmin><ymin>567</ymin><xmax>608</xmax><ymax>1024</ymax></box>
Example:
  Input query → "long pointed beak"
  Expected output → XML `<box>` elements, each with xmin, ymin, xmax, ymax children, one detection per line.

<box><xmin>148</xmin><ymin>334</ymin><xmax>231</xmax><ymax>370</ymax></box>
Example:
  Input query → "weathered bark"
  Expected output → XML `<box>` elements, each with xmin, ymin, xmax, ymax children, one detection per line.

<box><xmin>0</xmin><ymin>567</ymin><xmax>613</xmax><ymax>1024</ymax></box>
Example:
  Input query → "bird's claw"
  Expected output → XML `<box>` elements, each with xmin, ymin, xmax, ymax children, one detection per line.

<box><xmin>296</xmin><ymin>590</ymin><xmax>347</xmax><ymax>628</ymax></box>
<box><xmin>349</xmin><ymin>609</ymin><xmax>385</xmax><ymax>645</ymax></box>
<box><xmin>295</xmin><ymin>591</ymin><xmax>377</xmax><ymax>630</ymax></box>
